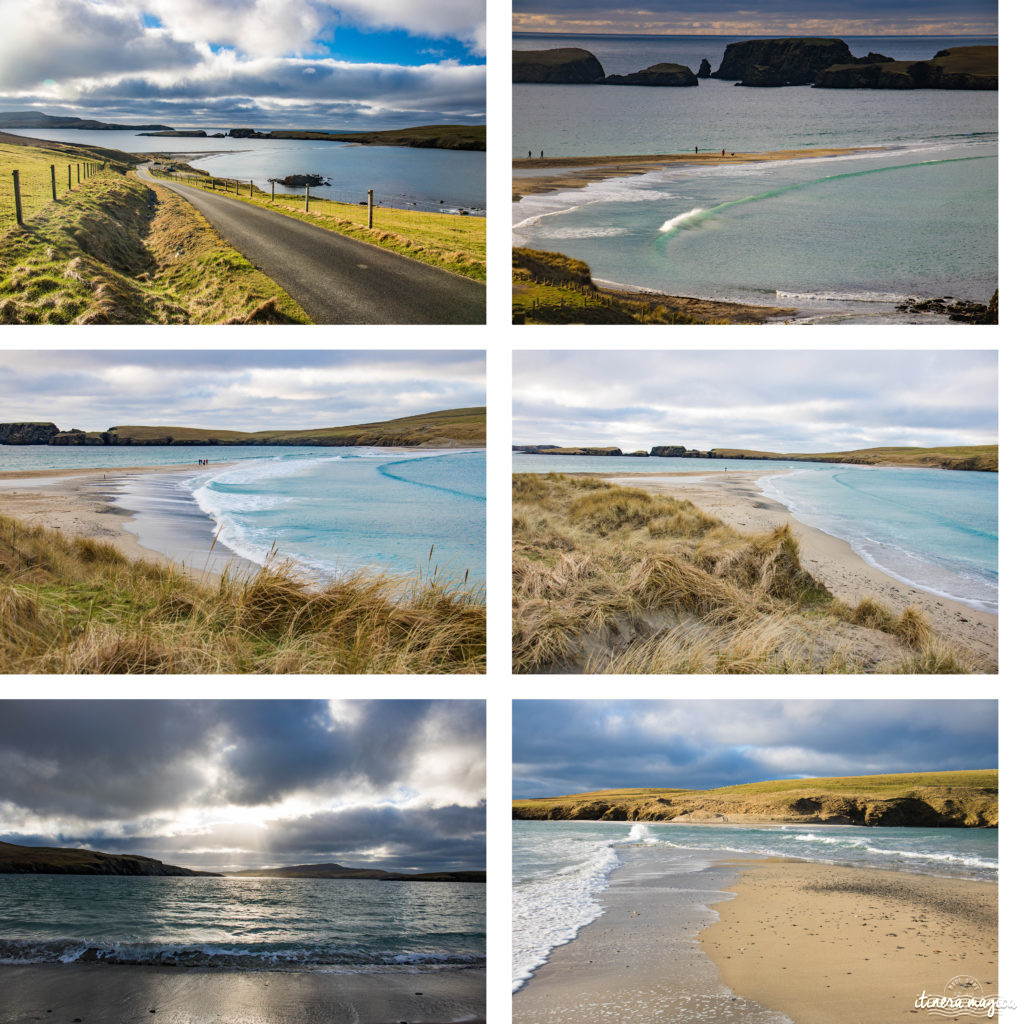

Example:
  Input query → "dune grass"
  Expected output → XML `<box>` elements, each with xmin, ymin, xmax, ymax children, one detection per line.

<box><xmin>0</xmin><ymin>140</ymin><xmax>310</xmax><ymax>324</ymax></box>
<box><xmin>146</xmin><ymin>166</ymin><xmax>486</xmax><ymax>282</ymax></box>
<box><xmin>512</xmin><ymin>473</ymin><xmax>973</xmax><ymax>674</ymax></box>
<box><xmin>0</xmin><ymin>515</ymin><xmax>484</xmax><ymax>674</ymax></box>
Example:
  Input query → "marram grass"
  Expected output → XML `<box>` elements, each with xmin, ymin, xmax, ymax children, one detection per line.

<box><xmin>512</xmin><ymin>473</ymin><xmax>974</xmax><ymax>674</ymax></box>
<box><xmin>0</xmin><ymin>515</ymin><xmax>484</xmax><ymax>674</ymax></box>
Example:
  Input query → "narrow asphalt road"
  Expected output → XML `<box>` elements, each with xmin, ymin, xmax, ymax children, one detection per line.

<box><xmin>138</xmin><ymin>165</ymin><xmax>485</xmax><ymax>324</ymax></box>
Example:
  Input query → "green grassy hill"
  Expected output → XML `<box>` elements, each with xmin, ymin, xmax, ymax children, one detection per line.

<box><xmin>0</xmin><ymin>840</ymin><xmax>217</xmax><ymax>875</ymax></box>
<box><xmin>709</xmin><ymin>445</ymin><xmax>997</xmax><ymax>471</ymax></box>
<box><xmin>512</xmin><ymin>770</ymin><xmax>998</xmax><ymax>827</ymax></box>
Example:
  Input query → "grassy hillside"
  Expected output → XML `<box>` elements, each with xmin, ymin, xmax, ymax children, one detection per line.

<box><xmin>513</xmin><ymin>473</ymin><xmax>976</xmax><ymax>674</ymax></box>
<box><xmin>267</xmin><ymin>124</ymin><xmax>485</xmax><ymax>151</ymax></box>
<box><xmin>512</xmin><ymin>247</ymin><xmax>790</xmax><ymax>324</ymax></box>
<box><xmin>0</xmin><ymin>840</ymin><xmax>217</xmax><ymax>875</ymax></box>
<box><xmin>513</xmin><ymin>770</ymin><xmax>998</xmax><ymax>827</ymax></box>
<box><xmin>147</xmin><ymin>165</ymin><xmax>486</xmax><ymax>282</ymax></box>
<box><xmin>61</xmin><ymin>407</ymin><xmax>487</xmax><ymax>447</ymax></box>
<box><xmin>711</xmin><ymin>445</ymin><xmax>998</xmax><ymax>472</ymax></box>
<box><xmin>0</xmin><ymin>515</ymin><xmax>485</xmax><ymax>674</ymax></box>
<box><xmin>0</xmin><ymin>136</ymin><xmax>309</xmax><ymax>324</ymax></box>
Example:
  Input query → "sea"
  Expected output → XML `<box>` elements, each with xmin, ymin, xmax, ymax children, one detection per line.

<box><xmin>0</xmin><ymin>874</ymin><xmax>485</xmax><ymax>972</ymax></box>
<box><xmin>0</xmin><ymin>446</ymin><xmax>485</xmax><ymax>587</ymax></box>
<box><xmin>5</xmin><ymin>128</ymin><xmax>486</xmax><ymax>214</ymax></box>
<box><xmin>512</xmin><ymin>819</ymin><xmax>997</xmax><ymax>991</ymax></box>
<box><xmin>512</xmin><ymin>454</ymin><xmax>997</xmax><ymax>612</ymax></box>
<box><xmin>512</xmin><ymin>33</ymin><xmax>998</xmax><ymax>322</ymax></box>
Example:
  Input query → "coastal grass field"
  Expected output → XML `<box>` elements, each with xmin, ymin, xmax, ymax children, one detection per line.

<box><xmin>147</xmin><ymin>165</ymin><xmax>486</xmax><ymax>282</ymax></box>
<box><xmin>513</xmin><ymin>473</ymin><xmax>973</xmax><ymax>673</ymax></box>
<box><xmin>512</xmin><ymin>247</ymin><xmax>791</xmax><ymax>324</ymax></box>
<box><xmin>511</xmin><ymin>770</ymin><xmax>999</xmax><ymax>826</ymax></box>
<box><xmin>713</xmin><ymin>444</ymin><xmax>998</xmax><ymax>471</ymax></box>
<box><xmin>0</xmin><ymin>136</ymin><xmax>310</xmax><ymax>324</ymax></box>
<box><xmin>0</xmin><ymin>514</ymin><xmax>485</xmax><ymax>673</ymax></box>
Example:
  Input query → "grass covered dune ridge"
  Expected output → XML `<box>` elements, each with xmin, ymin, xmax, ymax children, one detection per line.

<box><xmin>513</xmin><ymin>474</ymin><xmax>976</xmax><ymax>674</ymax></box>
<box><xmin>512</xmin><ymin>771</ymin><xmax>998</xmax><ymax>827</ymax></box>
<box><xmin>0</xmin><ymin>514</ymin><xmax>485</xmax><ymax>674</ymax></box>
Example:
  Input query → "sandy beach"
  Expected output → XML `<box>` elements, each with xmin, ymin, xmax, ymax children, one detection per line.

<box><xmin>512</xmin><ymin>146</ymin><xmax>879</xmax><ymax>199</ymax></box>
<box><xmin>599</xmin><ymin>470</ymin><xmax>998</xmax><ymax>671</ymax></box>
<box><xmin>0</xmin><ymin>963</ymin><xmax>485</xmax><ymax>1024</ymax></box>
<box><xmin>513</xmin><ymin>844</ymin><xmax>997</xmax><ymax>1024</ymax></box>
<box><xmin>0</xmin><ymin>464</ymin><xmax>249</xmax><ymax>578</ymax></box>
<box><xmin>702</xmin><ymin>860</ymin><xmax>998</xmax><ymax>1024</ymax></box>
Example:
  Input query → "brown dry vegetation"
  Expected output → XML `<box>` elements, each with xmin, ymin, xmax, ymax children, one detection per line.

<box><xmin>0</xmin><ymin>515</ymin><xmax>484</xmax><ymax>674</ymax></box>
<box><xmin>512</xmin><ymin>474</ymin><xmax>974</xmax><ymax>673</ymax></box>
<box><xmin>511</xmin><ymin>771</ymin><xmax>998</xmax><ymax>827</ymax></box>
<box><xmin>0</xmin><ymin>142</ymin><xmax>310</xmax><ymax>324</ymax></box>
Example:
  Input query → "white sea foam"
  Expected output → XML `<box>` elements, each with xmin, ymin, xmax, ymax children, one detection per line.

<box><xmin>659</xmin><ymin>206</ymin><xmax>706</xmax><ymax>231</ymax></box>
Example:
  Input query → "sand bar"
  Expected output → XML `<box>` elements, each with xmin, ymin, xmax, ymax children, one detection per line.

<box><xmin>0</xmin><ymin>963</ymin><xmax>485</xmax><ymax>1024</ymax></box>
<box><xmin>701</xmin><ymin>860</ymin><xmax>998</xmax><ymax>1024</ymax></box>
<box><xmin>0</xmin><ymin>463</ymin><xmax>250</xmax><ymax>578</ymax></box>
<box><xmin>512</xmin><ymin>146</ymin><xmax>881</xmax><ymax>199</ymax></box>
<box><xmin>598</xmin><ymin>470</ymin><xmax>997</xmax><ymax>671</ymax></box>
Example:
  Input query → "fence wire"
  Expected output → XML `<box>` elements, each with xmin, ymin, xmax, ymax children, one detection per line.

<box><xmin>1</xmin><ymin>160</ymin><xmax>105</xmax><ymax>227</ymax></box>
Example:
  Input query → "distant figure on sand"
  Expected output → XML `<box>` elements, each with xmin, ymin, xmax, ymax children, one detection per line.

<box><xmin>528</xmin><ymin>150</ymin><xmax>531</xmax><ymax>158</ymax></box>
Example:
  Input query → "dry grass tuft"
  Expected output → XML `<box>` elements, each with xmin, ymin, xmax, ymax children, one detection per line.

<box><xmin>512</xmin><ymin>474</ymin><xmax>969</xmax><ymax>674</ymax></box>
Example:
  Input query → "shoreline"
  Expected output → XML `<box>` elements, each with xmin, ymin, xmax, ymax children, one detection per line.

<box><xmin>512</xmin><ymin>145</ymin><xmax>881</xmax><ymax>200</ymax></box>
<box><xmin>0</xmin><ymin>963</ymin><xmax>485</xmax><ymax>1024</ymax></box>
<box><xmin>0</xmin><ymin>464</ymin><xmax>253</xmax><ymax>580</ymax></box>
<box><xmin>514</xmin><ymin>843</ymin><xmax>997</xmax><ymax>1024</ymax></box>
<box><xmin>598</xmin><ymin>470</ymin><xmax>997</xmax><ymax>671</ymax></box>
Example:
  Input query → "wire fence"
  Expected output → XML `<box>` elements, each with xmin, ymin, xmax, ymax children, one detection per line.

<box><xmin>146</xmin><ymin>165</ymin><xmax>484</xmax><ymax>222</ymax></box>
<box><xmin>1</xmin><ymin>160</ymin><xmax>105</xmax><ymax>227</ymax></box>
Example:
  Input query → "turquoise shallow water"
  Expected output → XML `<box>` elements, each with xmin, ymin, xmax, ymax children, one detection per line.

<box><xmin>512</xmin><ymin>455</ymin><xmax>997</xmax><ymax>611</ymax></box>
<box><xmin>0</xmin><ymin>446</ymin><xmax>485</xmax><ymax>586</ymax></box>
<box><xmin>0</xmin><ymin>875</ymin><xmax>484</xmax><ymax>971</ymax></box>
<box><xmin>512</xmin><ymin>819</ymin><xmax>996</xmax><ymax>990</ymax></box>
<box><xmin>513</xmin><ymin>34</ymin><xmax>997</xmax><ymax>320</ymax></box>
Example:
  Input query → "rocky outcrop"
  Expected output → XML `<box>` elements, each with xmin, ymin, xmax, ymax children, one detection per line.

<box><xmin>713</xmin><ymin>37</ymin><xmax>886</xmax><ymax>86</ymax></box>
<box><xmin>0</xmin><ymin>840</ymin><xmax>219</xmax><ymax>876</ymax></box>
<box><xmin>269</xmin><ymin>173</ymin><xmax>330</xmax><ymax>187</ymax></box>
<box><xmin>515</xmin><ymin>445</ymin><xmax>624</xmax><ymax>456</ymax></box>
<box><xmin>698</xmin><ymin>58</ymin><xmax>712</xmax><ymax>78</ymax></box>
<box><xmin>513</xmin><ymin>48</ymin><xmax>606</xmax><ymax>83</ymax></box>
<box><xmin>894</xmin><ymin>293</ymin><xmax>997</xmax><ymax>322</ymax></box>
<box><xmin>815</xmin><ymin>45</ymin><xmax>996</xmax><ymax>90</ymax></box>
<box><xmin>603</xmin><ymin>63</ymin><xmax>698</xmax><ymax>86</ymax></box>
<box><xmin>0</xmin><ymin>422</ymin><xmax>60</xmax><ymax>444</ymax></box>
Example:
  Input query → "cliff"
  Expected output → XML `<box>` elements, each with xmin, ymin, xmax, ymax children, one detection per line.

<box><xmin>512</xmin><ymin>771</ymin><xmax>998</xmax><ymax>828</ymax></box>
<box><xmin>603</xmin><ymin>63</ymin><xmax>698</xmax><ymax>87</ymax></box>
<box><xmin>0</xmin><ymin>407</ymin><xmax>485</xmax><ymax>449</ymax></box>
<box><xmin>0</xmin><ymin>111</ymin><xmax>173</xmax><ymax>131</ymax></box>
<box><xmin>712</xmin><ymin>37</ymin><xmax>885</xmax><ymax>86</ymax></box>
<box><xmin>0</xmin><ymin>840</ymin><xmax>219</xmax><ymax>875</ymax></box>
<box><xmin>230</xmin><ymin>862</ymin><xmax>484</xmax><ymax>882</ymax></box>
<box><xmin>513</xmin><ymin>48</ymin><xmax>606</xmax><ymax>83</ymax></box>
<box><xmin>815</xmin><ymin>45</ymin><xmax>997</xmax><ymax>90</ymax></box>
<box><xmin>514</xmin><ymin>445</ymin><xmax>623</xmax><ymax>456</ymax></box>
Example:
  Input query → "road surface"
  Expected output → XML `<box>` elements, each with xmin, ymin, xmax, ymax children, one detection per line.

<box><xmin>138</xmin><ymin>165</ymin><xmax>485</xmax><ymax>324</ymax></box>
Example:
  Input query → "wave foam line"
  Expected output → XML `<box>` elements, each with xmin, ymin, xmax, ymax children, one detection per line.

<box><xmin>658</xmin><ymin>207</ymin><xmax>706</xmax><ymax>232</ymax></box>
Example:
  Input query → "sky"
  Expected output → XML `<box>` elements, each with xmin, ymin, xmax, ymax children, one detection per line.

<box><xmin>513</xmin><ymin>700</ymin><xmax>998</xmax><ymax>797</ymax></box>
<box><xmin>513</xmin><ymin>0</ymin><xmax>996</xmax><ymax>37</ymax></box>
<box><xmin>0</xmin><ymin>0</ymin><xmax>484</xmax><ymax>129</ymax></box>
<box><xmin>513</xmin><ymin>350</ymin><xmax>997</xmax><ymax>453</ymax></box>
<box><xmin>0</xmin><ymin>350</ymin><xmax>484</xmax><ymax>433</ymax></box>
<box><xmin>0</xmin><ymin>700</ymin><xmax>485</xmax><ymax>873</ymax></box>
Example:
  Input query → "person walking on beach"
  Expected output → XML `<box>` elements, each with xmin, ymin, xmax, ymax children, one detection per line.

<box><xmin>528</xmin><ymin>150</ymin><xmax>532</xmax><ymax>159</ymax></box>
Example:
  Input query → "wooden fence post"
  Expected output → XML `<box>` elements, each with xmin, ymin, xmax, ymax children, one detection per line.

<box><xmin>367</xmin><ymin>188</ymin><xmax>373</xmax><ymax>228</ymax></box>
<box><xmin>50</xmin><ymin>164</ymin><xmax>57</xmax><ymax>201</ymax></box>
<box><xmin>235</xmin><ymin>179</ymin><xmax>239</xmax><ymax>194</ymax></box>
<box><xmin>249</xmin><ymin>180</ymin><xmax>253</xmax><ymax>197</ymax></box>
<box><xmin>67</xmin><ymin>165</ymin><xmax>71</xmax><ymax>189</ymax></box>
<box><xmin>76</xmin><ymin>164</ymin><xmax>80</xmax><ymax>183</ymax></box>
<box><xmin>12</xmin><ymin>170</ymin><xmax>23</xmax><ymax>225</ymax></box>
<box><xmin>304</xmin><ymin>184</ymin><xmax>309</xmax><ymax>212</ymax></box>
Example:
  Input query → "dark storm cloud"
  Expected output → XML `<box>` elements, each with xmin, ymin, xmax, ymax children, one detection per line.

<box><xmin>0</xmin><ymin>701</ymin><xmax>485</xmax><ymax>871</ymax></box>
<box><xmin>513</xmin><ymin>700</ymin><xmax>997</xmax><ymax>797</ymax></box>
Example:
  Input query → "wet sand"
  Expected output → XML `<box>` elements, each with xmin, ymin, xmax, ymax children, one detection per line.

<box><xmin>701</xmin><ymin>861</ymin><xmax>998</xmax><ymax>1024</ymax></box>
<box><xmin>0</xmin><ymin>963</ymin><xmax>485</xmax><ymax>1024</ymax></box>
<box><xmin>599</xmin><ymin>470</ymin><xmax>997</xmax><ymax>671</ymax></box>
<box><xmin>0</xmin><ymin>464</ymin><xmax>250</xmax><ymax>579</ymax></box>
<box><xmin>512</xmin><ymin>146</ymin><xmax>880</xmax><ymax>199</ymax></box>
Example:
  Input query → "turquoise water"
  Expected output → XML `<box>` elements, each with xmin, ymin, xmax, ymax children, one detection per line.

<box><xmin>513</xmin><ymin>34</ymin><xmax>997</xmax><ymax>320</ymax></box>
<box><xmin>0</xmin><ymin>446</ymin><xmax>485</xmax><ymax>586</ymax></box>
<box><xmin>5</xmin><ymin>128</ymin><xmax>485</xmax><ymax>213</ymax></box>
<box><xmin>0</xmin><ymin>875</ymin><xmax>485</xmax><ymax>971</ymax></box>
<box><xmin>512</xmin><ymin>818</ymin><xmax>996</xmax><ymax>989</ymax></box>
<box><xmin>512</xmin><ymin>455</ymin><xmax>997</xmax><ymax>611</ymax></box>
